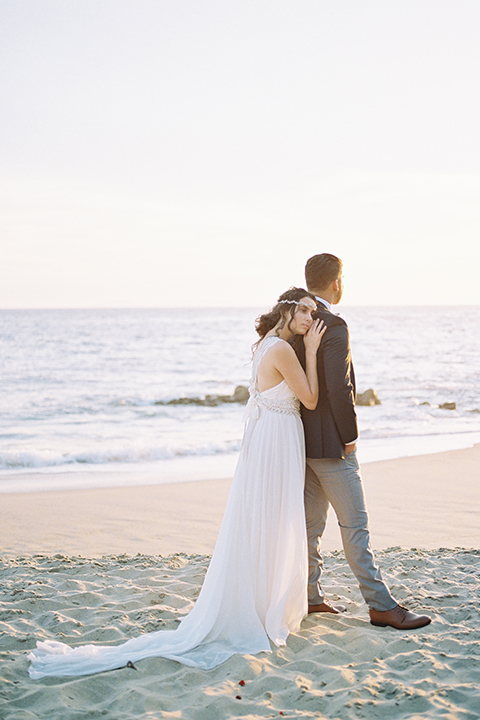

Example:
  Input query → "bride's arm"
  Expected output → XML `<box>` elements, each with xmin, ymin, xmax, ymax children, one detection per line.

<box><xmin>273</xmin><ymin>322</ymin><xmax>325</xmax><ymax>409</ymax></box>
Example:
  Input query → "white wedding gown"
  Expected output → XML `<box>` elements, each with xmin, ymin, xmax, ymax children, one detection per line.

<box><xmin>28</xmin><ymin>336</ymin><xmax>308</xmax><ymax>678</ymax></box>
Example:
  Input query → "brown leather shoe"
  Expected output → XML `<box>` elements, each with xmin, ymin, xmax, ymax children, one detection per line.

<box><xmin>308</xmin><ymin>600</ymin><xmax>347</xmax><ymax>614</ymax></box>
<box><xmin>369</xmin><ymin>604</ymin><xmax>431</xmax><ymax>629</ymax></box>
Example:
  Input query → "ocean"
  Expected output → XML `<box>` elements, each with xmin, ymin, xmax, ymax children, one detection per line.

<box><xmin>1</xmin><ymin>307</ymin><xmax>479</xmax><ymax>493</ymax></box>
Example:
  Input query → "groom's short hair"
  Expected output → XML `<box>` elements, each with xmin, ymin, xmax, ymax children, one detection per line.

<box><xmin>305</xmin><ymin>254</ymin><xmax>343</xmax><ymax>291</ymax></box>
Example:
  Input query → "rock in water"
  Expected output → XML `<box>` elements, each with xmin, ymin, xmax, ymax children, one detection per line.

<box><xmin>439</xmin><ymin>402</ymin><xmax>456</xmax><ymax>410</ymax></box>
<box><xmin>155</xmin><ymin>385</ymin><xmax>249</xmax><ymax>407</ymax></box>
<box><xmin>232</xmin><ymin>385</ymin><xmax>249</xmax><ymax>403</ymax></box>
<box><xmin>356</xmin><ymin>389</ymin><xmax>381</xmax><ymax>406</ymax></box>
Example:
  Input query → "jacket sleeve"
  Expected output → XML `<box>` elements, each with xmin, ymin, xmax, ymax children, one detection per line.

<box><xmin>321</xmin><ymin>322</ymin><xmax>358</xmax><ymax>445</ymax></box>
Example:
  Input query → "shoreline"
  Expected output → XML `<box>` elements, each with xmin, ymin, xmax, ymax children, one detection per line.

<box><xmin>1</xmin><ymin>444</ymin><xmax>478</xmax><ymax>559</ymax></box>
<box><xmin>2</xmin><ymin>429</ymin><xmax>479</xmax><ymax>495</ymax></box>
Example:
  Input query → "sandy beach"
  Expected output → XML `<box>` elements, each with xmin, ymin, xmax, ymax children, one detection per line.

<box><xmin>1</xmin><ymin>445</ymin><xmax>479</xmax><ymax>719</ymax></box>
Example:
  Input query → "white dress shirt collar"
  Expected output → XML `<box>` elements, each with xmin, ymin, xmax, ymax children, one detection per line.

<box><xmin>315</xmin><ymin>296</ymin><xmax>332</xmax><ymax>311</ymax></box>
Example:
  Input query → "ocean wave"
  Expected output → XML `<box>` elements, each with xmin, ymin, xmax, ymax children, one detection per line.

<box><xmin>0</xmin><ymin>440</ymin><xmax>242</xmax><ymax>470</ymax></box>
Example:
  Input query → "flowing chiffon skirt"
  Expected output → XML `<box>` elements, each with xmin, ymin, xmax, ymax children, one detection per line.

<box><xmin>28</xmin><ymin>340</ymin><xmax>308</xmax><ymax>678</ymax></box>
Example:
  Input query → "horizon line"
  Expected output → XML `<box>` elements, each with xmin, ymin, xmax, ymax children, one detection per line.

<box><xmin>1</xmin><ymin>303</ymin><xmax>479</xmax><ymax>311</ymax></box>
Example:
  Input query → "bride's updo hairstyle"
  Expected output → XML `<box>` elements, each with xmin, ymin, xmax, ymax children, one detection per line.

<box><xmin>255</xmin><ymin>287</ymin><xmax>316</xmax><ymax>342</ymax></box>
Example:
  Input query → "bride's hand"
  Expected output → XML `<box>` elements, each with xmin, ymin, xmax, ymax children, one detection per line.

<box><xmin>304</xmin><ymin>319</ymin><xmax>326</xmax><ymax>353</ymax></box>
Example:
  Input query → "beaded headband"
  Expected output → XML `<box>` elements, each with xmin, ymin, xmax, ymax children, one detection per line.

<box><xmin>278</xmin><ymin>300</ymin><xmax>300</xmax><ymax>305</ymax></box>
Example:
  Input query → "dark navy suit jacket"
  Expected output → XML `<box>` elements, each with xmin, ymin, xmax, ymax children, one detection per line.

<box><xmin>296</xmin><ymin>302</ymin><xmax>358</xmax><ymax>459</ymax></box>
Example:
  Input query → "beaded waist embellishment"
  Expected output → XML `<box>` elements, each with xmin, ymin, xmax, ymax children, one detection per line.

<box><xmin>245</xmin><ymin>392</ymin><xmax>300</xmax><ymax>422</ymax></box>
<box><xmin>256</xmin><ymin>395</ymin><xmax>300</xmax><ymax>416</ymax></box>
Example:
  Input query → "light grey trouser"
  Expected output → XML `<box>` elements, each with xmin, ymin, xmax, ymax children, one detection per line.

<box><xmin>305</xmin><ymin>450</ymin><xmax>396</xmax><ymax>612</ymax></box>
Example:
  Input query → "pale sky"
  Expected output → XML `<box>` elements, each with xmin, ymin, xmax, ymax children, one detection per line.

<box><xmin>1</xmin><ymin>0</ymin><xmax>479</xmax><ymax>308</ymax></box>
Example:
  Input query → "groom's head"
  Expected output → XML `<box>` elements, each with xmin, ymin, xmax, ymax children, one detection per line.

<box><xmin>305</xmin><ymin>254</ymin><xmax>344</xmax><ymax>305</ymax></box>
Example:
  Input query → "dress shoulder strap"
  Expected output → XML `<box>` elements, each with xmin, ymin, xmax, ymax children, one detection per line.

<box><xmin>252</xmin><ymin>336</ymin><xmax>282</xmax><ymax>376</ymax></box>
<box><xmin>251</xmin><ymin>335</ymin><xmax>286</xmax><ymax>386</ymax></box>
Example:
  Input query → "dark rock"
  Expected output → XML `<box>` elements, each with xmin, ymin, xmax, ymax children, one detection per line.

<box><xmin>232</xmin><ymin>385</ymin><xmax>249</xmax><ymax>403</ymax></box>
<box><xmin>419</xmin><ymin>401</ymin><xmax>431</xmax><ymax>406</ymax></box>
<box><xmin>439</xmin><ymin>402</ymin><xmax>456</xmax><ymax>410</ymax></box>
<box><xmin>155</xmin><ymin>385</ymin><xmax>249</xmax><ymax>407</ymax></box>
<box><xmin>356</xmin><ymin>389</ymin><xmax>381</xmax><ymax>406</ymax></box>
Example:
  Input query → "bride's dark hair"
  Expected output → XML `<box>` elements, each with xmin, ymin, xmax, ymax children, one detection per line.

<box><xmin>254</xmin><ymin>287</ymin><xmax>316</xmax><ymax>343</ymax></box>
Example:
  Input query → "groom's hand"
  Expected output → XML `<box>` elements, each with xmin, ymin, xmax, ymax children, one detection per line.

<box><xmin>345</xmin><ymin>443</ymin><xmax>357</xmax><ymax>455</ymax></box>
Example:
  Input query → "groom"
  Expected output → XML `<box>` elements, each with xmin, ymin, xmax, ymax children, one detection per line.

<box><xmin>299</xmin><ymin>253</ymin><xmax>431</xmax><ymax>630</ymax></box>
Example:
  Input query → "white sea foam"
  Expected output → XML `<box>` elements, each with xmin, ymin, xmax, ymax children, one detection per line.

<box><xmin>0</xmin><ymin>439</ymin><xmax>242</xmax><ymax>471</ymax></box>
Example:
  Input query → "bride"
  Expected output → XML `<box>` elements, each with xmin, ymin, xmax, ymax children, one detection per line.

<box><xmin>28</xmin><ymin>288</ymin><xmax>325</xmax><ymax>678</ymax></box>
